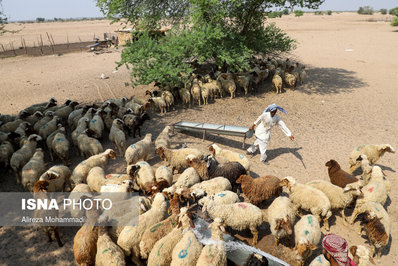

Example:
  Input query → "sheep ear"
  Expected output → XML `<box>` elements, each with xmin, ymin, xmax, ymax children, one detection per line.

<box><xmin>308</xmin><ymin>243</ymin><xmax>317</xmax><ymax>251</ymax></box>
<box><xmin>206</xmin><ymin>160</ymin><xmax>211</xmax><ymax>168</ymax></box>
<box><xmin>349</xmin><ymin>246</ymin><xmax>357</xmax><ymax>256</ymax></box>
<box><xmin>189</xmin><ymin>219</ymin><xmax>195</xmax><ymax>228</ymax></box>
<box><xmin>177</xmin><ymin>221</ymin><xmax>182</xmax><ymax>228</ymax></box>
<box><xmin>220</xmin><ymin>225</ymin><xmax>226</xmax><ymax>233</ymax></box>
<box><xmin>274</xmin><ymin>220</ymin><xmax>282</xmax><ymax>230</ymax></box>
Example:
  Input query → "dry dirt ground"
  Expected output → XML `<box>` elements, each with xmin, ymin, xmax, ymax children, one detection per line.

<box><xmin>0</xmin><ymin>12</ymin><xmax>397</xmax><ymax>265</ymax></box>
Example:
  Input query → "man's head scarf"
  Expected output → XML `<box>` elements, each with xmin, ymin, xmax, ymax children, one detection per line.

<box><xmin>322</xmin><ymin>234</ymin><xmax>349</xmax><ymax>266</ymax></box>
<box><xmin>264</xmin><ymin>104</ymin><xmax>287</xmax><ymax>114</ymax></box>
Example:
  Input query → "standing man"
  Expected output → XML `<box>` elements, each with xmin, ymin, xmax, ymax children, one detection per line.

<box><xmin>246</xmin><ymin>103</ymin><xmax>294</xmax><ymax>164</ymax></box>
<box><xmin>322</xmin><ymin>234</ymin><xmax>356</xmax><ymax>266</ymax></box>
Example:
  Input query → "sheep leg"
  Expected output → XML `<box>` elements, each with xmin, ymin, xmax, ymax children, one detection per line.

<box><xmin>323</xmin><ymin>217</ymin><xmax>330</xmax><ymax>231</ymax></box>
<box><xmin>340</xmin><ymin>209</ymin><xmax>347</xmax><ymax>226</ymax></box>
<box><xmin>250</xmin><ymin>227</ymin><xmax>258</xmax><ymax>246</ymax></box>
<box><xmin>45</xmin><ymin>229</ymin><xmax>52</xmax><ymax>242</ymax></box>
<box><xmin>274</xmin><ymin>237</ymin><xmax>279</xmax><ymax>247</ymax></box>
<box><xmin>49</xmin><ymin>148</ymin><xmax>54</xmax><ymax>161</ymax></box>
<box><xmin>350</xmin><ymin>208</ymin><xmax>359</xmax><ymax>224</ymax></box>
<box><xmin>54</xmin><ymin>227</ymin><xmax>63</xmax><ymax>247</ymax></box>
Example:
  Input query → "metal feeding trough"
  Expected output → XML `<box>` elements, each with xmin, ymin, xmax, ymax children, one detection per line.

<box><xmin>172</xmin><ymin>121</ymin><xmax>253</xmax><ymax>148</ymax></box>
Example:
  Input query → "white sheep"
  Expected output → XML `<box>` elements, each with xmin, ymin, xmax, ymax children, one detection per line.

<box><xmin>117</xmin><ymin>192</ymin><xmax>168</xmax><ymax>265</ymax></box>
<box><xmin>88</xmin><ymin>109</ymin><xmax>105</xmax><ymax>139</ymax></box>
<box><xmin>198</xmin><ymin>80</ymin><xmax>210</xmax><ymax>105</ymax></box>
<box><xmin>149</xmin><ymin>97</ymin><xmax>167</xmax><ymax>114</ymax></box>
<box><xmin>178</xmin><ymin>88</ymin><xmax>191</xmax><ymax>108</ymax></box>
<box><xmin>190</xmin><ymin>80</ymin><xmax>202</xmax><ymax>105</ymax></box>
<box><xmin>33</xmin><ymin>111</ymin><xmax>54</xmax><ymax>133</ymax></box>
<box><xmin>71</xmin><ymin>117</ymin><xmax>89</xmax><ymax>149</ymax></box>
<box><xmin>349</xmin><ymin>245</ymin><xmax>376</xmax><ymax>266</ymax></box>
<box><xmin>155</xmin><ymin>125</ymin><xmax>172</xmax><ymax>149</ymax></box>
<box><xmin>71</xmin><ymin>149</ymin><xmax>116</xmax><ymax>185</ymax></box>
<box><xmin>39</xmin><ymin>165</ymin><xmax>71</xmax><ymax>192</ymax></box>
<box><xmin>280</xmin><ymin>176</ymin><xmax>332</xmax><ymax>230</ymax></box>
<box><xmin>21</xmin><ymin>148</ymin><xmax>46</xmax><ymax>191</ymax></box>
<box><xmin>86</xmin><ymin>167</ymin><xmax>107</xmax><ymax>192</ymax></box>
<box><xmin>95</xmin><ymin>227</ymin><xmax>126</xmax><ymax>266</ymax></box>
<box><xmin>198</xmin><ymin>191</ymin><xmax>240</xmax><ymax>207</ymax></box>
<box><xmin>267</xmin><ymin>196</ymin><xmax>296</xmax><ymax>246</ymax></box>
<box><xmin>272</xmin><ymin>74</ymin><xmax>283</xmax><ymax>94</ymax></box>
<box><xmin>294</xmin><ymin>214</ymin><xmax>321</xmax><ymax>266</ymax></box>
<box><xmin>348</xmin><ymin>144</ymin><xmax>395</xmax><ymax>174</ymax></box>
<box><xmin>161</xmin><ymin>90</ymin><xmax>175</xmax><ymax>111</ymax></box>
<box><xmin>38</xmin><ymin>115</ymin><xmax>60</xmax><ymax>140</ymax></box>
<box><xmin>308</xmin><ymin>254</ymin><xmax>329</xmax><ymax>266</ymax></box>
<box><xmin>68</xmin><ymin>184</ymin><xmax>92</xmax><ymax>218</ymax></box>
<box><xmin>217</xmin><ymin>73</ymin><xmax>236</xmax><ymax>99</ymax></box>
<box><xmin>109</xmin><ymin>118</ymin><xmax>126</xmax><ymax>156</ymax></box>
<box><xmin>349</xmin><ymin>200</ymin><xmax>390</xmax><ymax>233</ymax></box>
<box><xmin>130</xmin><ymin>161</ymin><xmax>156</xmax><ymax>193</ymax></box>
<box><xmin>196</xmin><ymin>218</ymin><xmax>227</xmax><ymax>266</ymax></box>
<box><xmin>306</xmin><ymin>180</ymin><xmax>361</xmax><ymax>225</ymax></box>
<box><xmin>203</xmin><ymin>201</ymin><xmax>265</xmax><ymax>245</ymax></box>
<box><xmin>189</xmin><ymin>177</ymin><xmax>232</xmax><ymax>198</ymax></box>
<box><xmin>77</xmin><ymin>129</ymin><xmax>104</xmax><ymax>158</ymax></box>
<box><xmin>171</xmin><ymin>229</ymin><xmax>203</xmax><ymax>266</ymax></box>
<box><xmin>163</xmin><ymin>167</ymin><xmax>201</xmax><ymax>194</ymax></box>
<box><xmin>155</xmin><ymin>165</ymin><xmax>173</xmax><ymax>186</ymax></box>
<box><xmin>156</xmin><ymin>146</ymin><xmax>203</xmax><ymax>173</ymax></box>
<box><xmin>125</xmin><ymin>133</ymin><xmax>152</xmax><ymax>165</ymax></box>
<box><xmin>209</xmin><ymin>143</ymin><xmax>250</xmax><ymax>171</ymax></box>
<box><xmin>10</xmin><ymin>134</ymin><xmax>41</xmax><ymax>183</ymax></box>
<box><xmin>51</xmin><ymin>129</ymin><xmax>70</xmax><ymax>165</ymax></box>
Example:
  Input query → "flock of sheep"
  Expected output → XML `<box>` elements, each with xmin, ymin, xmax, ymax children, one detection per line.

<box><xmin>0</xmin><ymin>81</ymin><xmax>395</xmax><ymax>265</ymax></box>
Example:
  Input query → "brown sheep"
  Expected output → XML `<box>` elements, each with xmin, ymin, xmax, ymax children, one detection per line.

<box><xmin>361</xmin><ymin>212</ymin><xmax>389</xmax><ymax>259</ymax></box>
<box><xmin>33</xmin><ymin>180</ymin><xmax>63</xmax><ymax>247</ymax></box>
<box><xmin>325</xmin><ymin>159</ymin><xmax>358</xmax><ymax>188</ymax></box>
<box><xmin>73</xmin><ymin>201</ymin><xmax>99</xmax><ymax>266</ymax></box>
<box><xmin>236</xmin><ymin>174</ymin><xmax>282</xmax><ymax>205</ymax></box>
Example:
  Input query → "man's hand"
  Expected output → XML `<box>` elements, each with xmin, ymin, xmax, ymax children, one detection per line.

<box><xmin>290</xmin><ymin>135</ymin><xmax>295</xmax><ymax>141</ymax></box>
<box><xmin>249</xmin><ymin>124</ymin><xmax>255</xmax><ymax>131</ymax></box>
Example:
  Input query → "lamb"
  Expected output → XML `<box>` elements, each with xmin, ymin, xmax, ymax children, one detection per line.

<box><xmin>21</xmin><ymin>148</ymin><xmax>46</xmax><ymax>191</ymax></box>
<box><xmin>233</xmin><ymin>73</ymin><xmax>252</xmax><ymax>96</ymax></box>
<box><xmin>73</xmin><ymin>203</ymin><xmax>99</xmax><ymax>266</ymax></box>
<box><xmin>198</xmin><ymin>191</ymin><xmax>240</xmax><ymax>207</ymax></box>
<box><xmin>117</xmin><ymin>192</ymin><xmax>168</xmax><ymax>264</ymax></box>
<box><xmin>161</xmin><ymin>90</ymin><xmax>175</xmax><ymax>111</ymax></box>
<box><xmin>77</xmin><ymin>129</ymin><xmax>104</xmax><ymax>158</ymax></box>
<box><xmin>198</xmin><ymin>80</ymin><xmax>210</xmax><ymax>105</ymax></box>
<box><xmin>33</xmin><ymin>111</ymin><xmax>54</xmax><ymax>133</ymax></box>
<box><xmin>155</xmin><ymin>126</ymin><xmax>172</xmax><ymax>149</ymax></box>
<box><xmin>196</xmin><ymin>218</ymin><xmax>227</xmax><ymax>266</ymax></box>
<box><xmin>178</xmin><ymin>87</ymin><xmax>192</xmax><ymax>108</ymax></box>
<box><xmin>46</xmin><ymin>123</ymin><xmax>63</xmax><ymax>150</ymax></box>
<box><xmin>0</xmin><ymin>141</ymin><xmax>14</xmax><ymax>170</ymax></box>
<box><xmin>124</xmin><ymin>133</ymin><xmax>152</xmax><ymax>165</ymax></box>
<box><xmin>39</xmin><ymin>165</ymin><xmax>72</xmax><ymax>192</ymax></box>
<box><xmin>236</xmin><ymin>174</ymin><xmax>282</xmax><ymax>205</ymax></box>
<box><xmin>348</xmin><ymin>144</ymin><xmax>395</xmax><ymax>174</ymax></box>
<box><xmin>294</xmin><ymin>214</ymin><xmax>321</xmax><ymax>266</ymax></box>
<box><xmin>348</xmin><ymin>200</ymin><xmax>390</xmax><ymax>231</ymax></box>
<box><xmin>217</xmin><ymin>73</ymin><xmax>236</xmax><ymax>98</ymax></box>
<box><xmin>51</xmin><ymin>128</ymin><xmax>70</xmax><ymax>165</ymax></box>
<box><xmin>349</xmin><ymin>245</ymin><xmax>376</xmax><ymax>266</ymax></box>
<box><xmin>267</xmin><ymin>196</ymin><xmax>296</xmax><ymax>246</ymax></box>
<box><xmin>71</xmin><ymin>117</ymin><xmax>90</xmax><ymax>149</ymax></box>
<box><xmin>147</xmin><ymin>208</ymin><xmax>193</xmax><ymax>266</ymax></box>
<box><xmin>284</xmin><ymin>73</ymin><xmax>297</xmax><ymax>89</ymax></box>
<box><xmin>361</xmin><ymin>211</ymin><xmax>390</xmax><ymax>259</ymax></box>
<box><xmin>148</xmin><ymin>97</ymin><xmax>167</xmax><ymax>114</ymax></box>
<box><xmin>280</xmin><ymin>176</ymin><xmax>332</xmax><ymax>230</ymax></box>
<box><xmin>95</xmin><ymin>226</ymin><xmax>126</xmax><ymax>266</ymax></box>
<box><xmin>325</xmin><ymin>159</ymin><xmax>358</xmax><ymax>188</ymax></box>
<box><xmin>32</xmin><ymin>180</ymin><xmax>63</xmax><ymax>247</ymax></box>
<box><xmin>306</xmin><ymin>180</ymin><xmax>361</xmax><ymax>225</ymax></box>
<box><xmin>203</xmin><ymin>201</ymin><xmax>266</xmax><ymax>245</ymax></box>
<box><xmin>156</xmin><ymin>146</ymin><xmax>203</xmax><ymax>173</ymax></box>
<box><xmin>71</xmin><ymin>149</ymin><xmax>116</xmax><ymax>184</ymax></box>
<box><xmin>209</xmin><ymin>143</ymin><xmax>250</xmax><ymax>171</ymax></box>
<box><xmin>171</xmin><ymin>227</ymin><xmax>203</xmax><ymax>266</ymax></box>
<box><xmin>109</xmin><ymin>118</ymin><xmax>127</xmax><ymax>156</ymax></box>
<box><xmin>123</xmin><ymin>112</ymin><xmax>150</xmax><ymax>138</ymax></box>
<box><xmin>38</xmin><ymin>115</ymin><xmax>61</xmax><ymax>140</ymax></box>
<box><xmin>88</xmin><ymin>109</ymin><xmax>105</xmax><ymax>139</ymax></box>
<box><xmin>272</xmin><ymin>74</ymin><xmax>283</xmax><ymax>94</ymax></box>
<box><xmin>163</xmin><ymin>167</ymin><xmax>201</xmax><ymax>194</ymax></box>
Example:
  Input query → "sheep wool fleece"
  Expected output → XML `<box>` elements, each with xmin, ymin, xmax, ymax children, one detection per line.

<box><xmin>247</xmin><ymin>112</ymin><xmax>291</xmax><ymax>162</ymax></box>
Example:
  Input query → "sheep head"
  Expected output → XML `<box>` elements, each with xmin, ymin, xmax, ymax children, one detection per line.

<box><xmin>128</xmin><ymin>165</ymin><xmax>140</xmax><ymax>177</ymax></box>
<box><xmin>379</xmin><ymin>144</ymin><xmax>395</xmax><ymax>154</ymax></box>
<box><xmin>33</xmin><ymin>180</ymin><xmax>50</xmax><ymax>192</ymax></box>
<box><xmin>145</xmin><ymin>90</ymin><xmax>152</xmax><ymax>96</ymax></box>
<box><xmin>275</xmin><ymin>217</ymin><xmax>292</xmax><ymax>235</ymax></box>
<box><xmin>105</xmin><ymin>149</ymin><xmax>116</xmax><ymax>159</ymax></box>
<box><xmin>156</xmin><ymin>147</ymin><xmax>166</xmax><ymax>160</ymax></box>
<box><xmin>236</xmin><ymin>174</ymin><xmax>250</xmax><ymax>184</ymax></box>
<box><xmin>47</xmin><ymin>170</ymin><xmax>60</xmax><ymax>180</ymax></box>
<box><xmin>294</xmin><ymin>242</ymin><xmax>317</xmax><ymax>265</ymax></box>
<box><xmin>325</xmin><ymin>159</ymin><xmax>339</xmax><ymax>169</ymax></box>
<box><xmin>208</xmin><ymin>145</ymin><xmax>216</xmax><ymax>156</ymax></box>
<box><xmin>350</xmin><ymin>245</ymin><xmax>375</xmax><ymax>265</ymax></box>
<box><xmin>280</xmin><ymin>176</ymin><xmax>295</xmax><ymax>191</ymax></box>
<box><xmin>28</xmin><ymin>134</ymin><xmax>42</xmax><ymax>142</ymax></box>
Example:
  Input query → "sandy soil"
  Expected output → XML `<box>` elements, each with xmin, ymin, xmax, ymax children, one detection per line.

<box><xmin>0</xmin><ymin>12</ymin><xmax>397</xmax><ymax>265</ymax></box>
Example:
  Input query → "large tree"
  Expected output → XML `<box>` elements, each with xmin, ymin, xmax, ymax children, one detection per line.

<box><xmin>0</xmin><ymin>0</ymin><xmax>7</xmax><ymax>35</ymax></box>
<box><xmin>96</xmin><ymin>0</ymin><xmax>324</xmax><ymax>87</ymax></box>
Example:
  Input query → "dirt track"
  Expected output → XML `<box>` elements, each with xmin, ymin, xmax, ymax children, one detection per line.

<box><xmin>0</xmin><ymin>12</ymin><xmax>397</xmax><ymax>265</ymax></box>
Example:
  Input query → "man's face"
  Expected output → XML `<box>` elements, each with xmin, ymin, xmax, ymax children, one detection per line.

<box><xmin>270</xmin><ymin>110</ymin><xmax>277</xmax><ymax>117</ymax></box>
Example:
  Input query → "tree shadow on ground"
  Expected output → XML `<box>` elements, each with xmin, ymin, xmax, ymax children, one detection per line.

<box><xmin>299</xmin><ymin>67</ymin><xmax>368</xmax><ymax>95</ymax></box>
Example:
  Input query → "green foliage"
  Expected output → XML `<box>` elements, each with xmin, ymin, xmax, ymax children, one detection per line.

<box><xmin>97</xmin><ymin>0</ymin><xmax>324</xmax><ymax>87</ymax></box>
<box><xmin>294</xmin><ymin>10</ymin><xmax>304</xmax><ymax>17</ymax></box>
<box><xmin>283</xmin><ymin>8</ymin><xmax>289</xmax><ymax>15</ymax></box>
<box><xmin>391</xmin><ymin>17</ymin><xmax>398</xmax><ymax>26</ymax></box>
<box><xmin>36</xmin><ymin>17</ymin><xmax>45</xmax><ymax>22</ymax></box>
<box><xmin>380</xmin><ymin>9</ymin><xmax>387</xmax><ymax>15</ymax></box>
<box><xmin>267</xmin><ymin>11</ymin><xmax>283</xmax><ymax>18</ymax></box>
<box><xmin>389</xmin><ymin>7</ymin><xmax>398</xmax><ymax>16</ymax></box>
<box><xmin>358</xmin><ymin>6</ymin><xmax>374</xmax><ymax>15</ymax></box>
<box><xmin>314</xmin><ymin>11</ymin><xmax>323</xmax><ymax>15</ymax></box>
<box><xmin>327</xmin><ymin>10</ymin><xmax>332</xmax><ymax>15</ymax></box>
